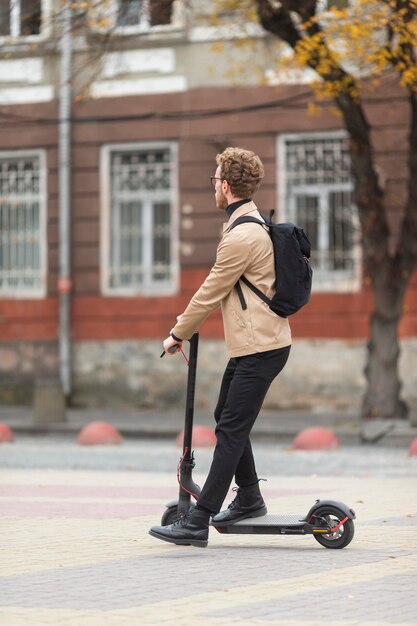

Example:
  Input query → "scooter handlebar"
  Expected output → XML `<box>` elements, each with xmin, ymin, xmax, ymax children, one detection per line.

<box><xmin>160</xmin><ymin>344</ymin><xmax>181</xmax><ymax>358</ymax></box>
<box><xmin>159</xmin><ymin>332</ymin><xmax>199</xmax><ymax>359</ymax></box>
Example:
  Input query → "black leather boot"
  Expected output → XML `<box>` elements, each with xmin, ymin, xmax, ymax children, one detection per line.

<box><xmin>211</xmin><ymin>482</ymin><xmax>267</xmax><ymax>527</ymax></box>
<box><xmin>149</xmin><ymin>507</ymin><xmax>210</xmax><ymax>548</ymax></box>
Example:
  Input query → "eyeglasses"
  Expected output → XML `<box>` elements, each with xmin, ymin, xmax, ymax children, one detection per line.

<box><xmin>210</xmin><ymin>176</ymin><xmax>224</xmax><ymax>188</ymax></box>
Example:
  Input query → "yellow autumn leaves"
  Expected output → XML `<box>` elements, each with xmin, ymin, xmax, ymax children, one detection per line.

<box><xmin>211</xmin><ymin>0</ymin><xmax>417</xmax><ymax>97</ymax></box>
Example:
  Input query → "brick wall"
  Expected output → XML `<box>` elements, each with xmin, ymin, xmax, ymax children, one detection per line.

<box><xmin>1</xmin><ymin>80</ymin><xmax>417</xmax><ymax>407</ymax></box>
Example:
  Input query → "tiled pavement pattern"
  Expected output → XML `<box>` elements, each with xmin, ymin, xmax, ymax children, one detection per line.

<box><xmin>1</xmin><ymin>469</ymin><xmax>416</xmax><ymax>626</ymax></box>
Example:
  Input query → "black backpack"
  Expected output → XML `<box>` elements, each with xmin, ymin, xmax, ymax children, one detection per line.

<box><xmin>229</xmin><ymin>213</ymin><xmax>313</xmax><ymax>318</ymax></box>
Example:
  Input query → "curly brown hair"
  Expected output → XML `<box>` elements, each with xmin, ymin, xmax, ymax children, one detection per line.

<box><xmin>216</xmin><ymin>147</ymin><xmax>265</xmax><ymax>198</ymax></box>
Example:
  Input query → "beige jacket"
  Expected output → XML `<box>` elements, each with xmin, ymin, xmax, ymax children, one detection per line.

<box><xmin>172</xmin><ymin>201</ymin><xmax>291</xmax><ymax>357</ymax></box>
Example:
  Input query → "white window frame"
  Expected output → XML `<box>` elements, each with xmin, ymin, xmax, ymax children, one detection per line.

<box><xmin>0</xmin><ymin>149</ymin><xmax>47</xmax><ymax>298</ymax></box>
<box><xmin>277</xmin><ymin>131</ymin><xmax>361</xmax><ymax>293</ymax></box>
<box><xmin>100</xmin><ymin>141</ymin><xmax>179</xmax><ymax>296</ymax></box>
<box><xmin>0</xmin><ymin>0</ymin><xmax>52</xmax><ymax>42</ymax></box>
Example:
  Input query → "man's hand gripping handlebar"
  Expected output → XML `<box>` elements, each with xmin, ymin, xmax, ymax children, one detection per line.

<box><xmin>160</xmin><ymin>344</ymin><xmax>181</xmax><ymax>357</ymax></box>
<box><xmin>160</xmin><ymin>333</ymin><xmax>190</xmax><ymax>364</ymax></box>
<box><xmin>160</xmin><ymin>331</ymin><xmax>182</xmax><ymax>358</ymax></box>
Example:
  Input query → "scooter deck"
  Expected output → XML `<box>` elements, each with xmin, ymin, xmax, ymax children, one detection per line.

<box><xmin>212</xmin><ymin>514</ymin><xmax>308</xmax><ymax>534</ymax></box>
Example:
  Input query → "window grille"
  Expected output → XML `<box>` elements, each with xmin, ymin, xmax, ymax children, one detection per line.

<box><xmin>102</xmin><ymin>143</ymin><xmax>178</xmax><ymax>295</ymax></box>
<box><xmin>279</xmin><ymin>133</ymin><xmax>360</xmax><ymax>291</ymax></box>
<box><xmin>0</xmin><ymin>152</ymin><xmax>46</xmax><ymax>296</ymax></box>
<box><xmin>0</xmin><ymin>0</ymin><xmax>42</xmax><ymax>37</ymax></box>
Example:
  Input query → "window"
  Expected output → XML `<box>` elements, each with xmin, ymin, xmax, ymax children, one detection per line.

<box><xmin>278</xmin><ymin>132</ymin><xmax>361</xmax><ymax>291</ymax></box>
<box><xmin>116</xmin><ymin>0</ymin><xmax>173</xmax><ymax>30</ymax></box>
<box><xmin>0</xmin><ymin>151</ymin><xmax>47</xmax><ymax>297</ymax></box>
<box><xmin>101</xmin><ymin>142</ymin><xmax>179</xmax><ymax>295</ymax></box>
<box><xmin>0</xmin><ymin>0</ymin><xmax>42</xmax><ymax>38</ymax></box>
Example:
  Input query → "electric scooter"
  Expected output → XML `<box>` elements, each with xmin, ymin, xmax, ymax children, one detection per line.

<box><xmin>159</xmin><ymin>333</ymin><xmax>356</xmax><ymax>549</ymax></box>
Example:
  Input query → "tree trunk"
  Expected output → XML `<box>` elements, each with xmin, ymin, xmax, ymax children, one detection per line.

<box><xmin>362</xmin><ymin>270</ymin><xmax>409</xmax><ymax>419</ymax></box>
<box><xmin>363</xmin><ymin>91</ymin><xmax>417</xmax><ymax>420</ymax></box>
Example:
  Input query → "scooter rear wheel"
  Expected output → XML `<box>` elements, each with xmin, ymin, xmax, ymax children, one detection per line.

<box><xmin>312</xmin><ymin>505</ymin><xmax>355</xmax><ymax>549</ymax></box>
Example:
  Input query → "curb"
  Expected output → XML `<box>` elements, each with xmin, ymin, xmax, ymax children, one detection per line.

<box><xmin>2</xmin><ymin>408</ymin><xmax>417</xmax><ymax>449</ymax></box>
<box><xmin>3</xmin><ymin>422</ymin><xmax>417</xmax><ymax>448</ymax></box>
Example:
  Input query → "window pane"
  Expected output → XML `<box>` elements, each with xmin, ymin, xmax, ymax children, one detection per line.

<box><xmin>295</xmin><ymin>194</ymin><xmax>319</xmax><ymax>262</ymax></box>
<box><xmin>0</xmin><ymin>155</ymin><xmax>42</xmax><ymax>293</ymax></box>
<box><xmin>20</xmin><ymin>0</ymin><xmax>41</xmax><ymax>35</ymax></box>
<box><xmin>149</xmin><ymin>0</ymin><xmax>173</xmax><ymax>26</ymax></box>
<box><xmin>0</xmin><ymin>1</ymin><xmax>11</xmax><ymax>36</ymax></box>
<box><xmin>117</xmin><ymin>0</ymin><xmax>147</xmax><ymax>26</ymax></box>
<box><xmin>328</xmin><ymin>190</ymin><xmax>355</xmax><ymax>270</ymax></box>
<box><xmin>110</xmin><ymin>201</ymin><xmax>143</xmax><ymax>287</ymax></box>
<box><xmin>152</xmin><ymin>201</ymin><xmax>170</xmax><ymax>281</ymax></box>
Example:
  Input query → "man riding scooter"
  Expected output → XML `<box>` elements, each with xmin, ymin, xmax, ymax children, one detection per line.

<box><xmin>149</xmin><ymin>147</ymin><xmax>291</xmax><ymax>548</ymax></box>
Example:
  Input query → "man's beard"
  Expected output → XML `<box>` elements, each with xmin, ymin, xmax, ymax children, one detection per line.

<box><xmin>215</xmin><ymin>190</ymin><xmax>228</xmax><ymax>211</ymax></box>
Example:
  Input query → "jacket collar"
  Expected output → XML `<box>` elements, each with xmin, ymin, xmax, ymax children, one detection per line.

<box><xmin>222</xmin><ymin>200</ymin><xmax>259</xmax><ymax>233</ymax></box>
<box><xmin>226</xmin><ymin>198</ymin><xmax>251</xmax><ymax>219</ymax></box>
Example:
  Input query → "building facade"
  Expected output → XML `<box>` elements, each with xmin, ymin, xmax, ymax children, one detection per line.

<box><xmin>0</xmin><ymin>0</ymin><xmax>416</xmax><ymax>411</ymax></box>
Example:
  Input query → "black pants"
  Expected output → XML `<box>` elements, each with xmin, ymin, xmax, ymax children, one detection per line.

<box><xmin>197</xmin><ymin>345</ymin><xmax>291</xmax><ymax>514</ymax></box>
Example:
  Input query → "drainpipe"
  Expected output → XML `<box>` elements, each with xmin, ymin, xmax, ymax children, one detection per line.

<box><xmin>58</xmin><ymin>1</ymin><xmax>73</xmax><ymax>398</ymax></box>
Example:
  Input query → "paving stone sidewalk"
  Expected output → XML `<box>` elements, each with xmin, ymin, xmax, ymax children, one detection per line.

<box><xmin>1</xmin><ymin>467</ymin><xmax>416</xmax><ymax>626</ymax></box>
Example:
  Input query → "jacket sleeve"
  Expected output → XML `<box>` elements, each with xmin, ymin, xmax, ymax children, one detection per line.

<box><xmin>172</xmin><ymin>231</ymin><xmax>251</xmax><ymax>340</ymax></box>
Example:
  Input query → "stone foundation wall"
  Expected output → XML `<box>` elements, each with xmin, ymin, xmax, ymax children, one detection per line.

<box><xmin>72</xmin><ymin>338</ymin><xmax>417</xmax><ymax>413</ymax></box>
<box><xmin>1</xmin><ymin>338</ymin><xmax>416</xmax><ymax>413</ymax></box>
<box><xmin>0</xmin><ymin>341</ymin><xmax>59</xmax><ymax>404</ymax></box>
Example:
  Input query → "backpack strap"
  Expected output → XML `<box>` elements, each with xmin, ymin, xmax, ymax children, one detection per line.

<box><xmin>235</xmin><ymin>281</ymin><xmax>248</xmax><ymax>310</ymax></box>
<box><xmin>228</xmin><ymin>215</ymin><xmax>273</xmax><ymax>310</ymax></box>
<box><xmin>240</xmin><ymin>275</ymin><xmax>272</xmax><ymax>307</ymax></box>
<box><xmin>227</xmin><ymin>215</ymin><xmax>268</xmax><ymax>231</ymax></box>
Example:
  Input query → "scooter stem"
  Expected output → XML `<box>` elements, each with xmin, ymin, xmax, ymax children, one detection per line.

<box><xmin>178</xmin><ymin>332</ymin><xmax>201</xmax><ymax>513</ymax></box>
<box><xmin>182</xmin><ymin>332</ymin><xmax>199</xmax><ymax>455</ymax></box>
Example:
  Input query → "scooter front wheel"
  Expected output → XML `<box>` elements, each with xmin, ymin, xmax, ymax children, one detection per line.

<box><xmin>312</xmin><ymin>505</ymin><xmax>355</xmax><ymax>549</ymax></box>
<box><xmin>160</xmin><ymin>505</ymin><xmax>179</xmax><ymax>526</ymax></box>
